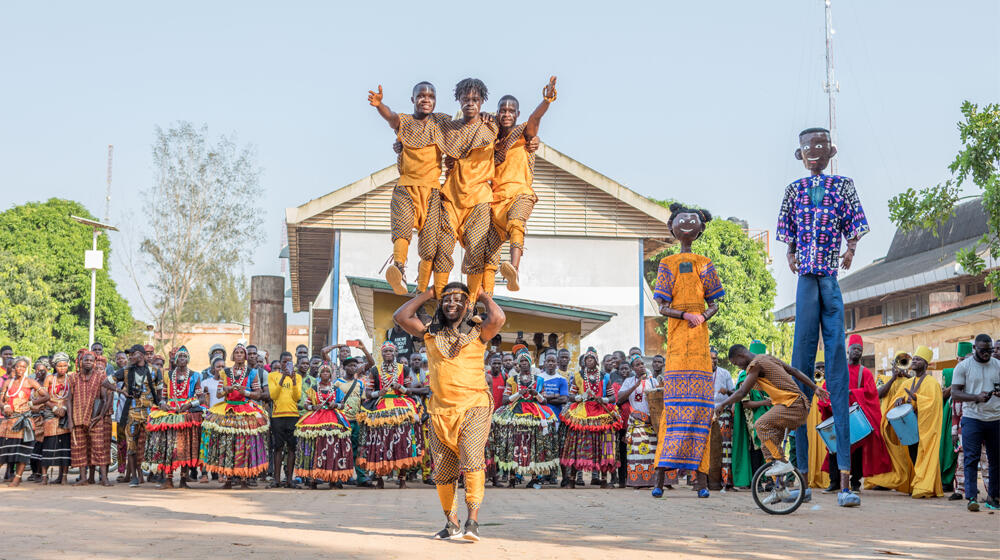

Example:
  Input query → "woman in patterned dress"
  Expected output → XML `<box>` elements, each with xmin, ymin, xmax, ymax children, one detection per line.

<box><xmin>146</xmin><ymin>346</ymin><xmax>204</xmax><ymax>489</ymax></box>
<box><xmin>561</xmin><ymin>352</ymin><xmax>622</xmax><ymax>489</ymax></box>
<box><xmin>0</xmin><ymin>357</ymin><xmax>49</xmax><ymax>486</ymax></box>
<box><xmin>294</xmin><ymin>362</ymin><xmax>355</xmax><ymax>488</ymax></box>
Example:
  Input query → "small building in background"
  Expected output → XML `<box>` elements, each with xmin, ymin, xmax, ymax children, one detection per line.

<box><xmin>284</xmin><ymin>143</ymin><xmax>675</xmax><ymax>361</ymax></box>
<box><xmin>776</xmin><ymin>198</ymin><xmax>998</xmax><ymax>370</ymax></box>
<box><xmin>157</xmin><ymin>323</ymin><xmax>308</xmax><ymax>371</ymax></box>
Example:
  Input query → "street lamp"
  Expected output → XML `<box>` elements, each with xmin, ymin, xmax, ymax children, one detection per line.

<box><xmin>70</xmin><ymin>215</ymin><xmax>119</xmax><ymax>347</ymax></box>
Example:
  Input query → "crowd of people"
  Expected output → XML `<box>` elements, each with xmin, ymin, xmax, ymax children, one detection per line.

<box><xmin>1</xmin><ymin>331</ymin><xmax>995</xmax><ymax>511</ymax></box>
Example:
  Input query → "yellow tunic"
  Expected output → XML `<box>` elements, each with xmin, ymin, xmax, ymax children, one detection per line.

<box><xmin>865</xmin><ymin>374</ymin><xmax>914</xmax><ymax>493</ymax></box>
<box><xmin>885</xmin><ymin>373</ymin><xmax>944</xmax><ymax>499</ymax></box>
<box><xmin>806</xmin><ymin>393</ymin><xmax>831</xmax><ymax>488</ymax></box>
<box><xmin>439</xmin><ymin>118</ymin><xmax>498</xmax><ymax>209</ymax></box>
<box><xmin>424</xmin><ymin>329</ymin><xmax>490</xmax><ymax>453</ymax></box>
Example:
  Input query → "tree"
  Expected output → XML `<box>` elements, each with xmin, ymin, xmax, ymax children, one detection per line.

<box><xmin>888</xmin><ymin>101</ymin><xmax>1000</xmax><ymax>296</ymax></box>
<box><xmin>181</xmin><ymin>268</ymin><xmax>250</xmax><ymax>324</ymax></box>
<box><xmin>134</xmin><ymin>122</ymin><xmax>263</xmax><ymax>350</ymax></box>
<box><xmin>645</xmin><ymin>213</ymin><xmax>791</xmax><ymax>368</ymax></box>
<box><xmin>0</xmin><ymin>253</ymin><xmax>59</xmax><ymax>357</ymax></box>
<box><xmin>0</xmin><ymin>199</ymin><xmax>134</xmax><ymax>353</ymax></box>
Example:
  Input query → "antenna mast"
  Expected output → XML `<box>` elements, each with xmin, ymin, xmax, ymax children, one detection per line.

<box><xmin>104</xmin><ymin>145</ymin><xmax>114</xmax><ymax>223</ymax></box>
<box><xmin>823</xmin><ymin>0</ymin><xmax>839</xmax><ymax>173</ymax></box>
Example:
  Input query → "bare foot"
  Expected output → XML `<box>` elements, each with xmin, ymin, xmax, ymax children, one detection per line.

<box><xmin>222</xmin><ymin>479</ymin><xmax>233</xmax><ymax>490</ymax></box>
<box><xmin>160</xmin><ymin>479</ymin><xmax>175</xmax><ymax>490</ymax></box>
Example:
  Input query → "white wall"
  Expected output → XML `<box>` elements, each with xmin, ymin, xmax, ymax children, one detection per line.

<box><xmin>333</xmin><ymin>231</ymin><xmax>647</xmax><ymax>354</ymax></box>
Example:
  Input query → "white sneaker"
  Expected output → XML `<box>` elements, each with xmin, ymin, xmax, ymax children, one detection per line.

<box><xmin>762</xmin><ymin>491</ymin><xmax>782</xmax><ymax>505</ymax></box>
<box><xmin>765</xmin><ymin>461</ymin><xmax>794</xmax><ymax>477</ymax></box>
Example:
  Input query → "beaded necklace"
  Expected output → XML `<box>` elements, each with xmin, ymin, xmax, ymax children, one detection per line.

<box><xmin>4</xmin><ymin>375</ymin><xmax>27</xmax><ymax>402</ymax></box>
<box><xmin>169</xmin><ymin>369</ymin><xmax>191</xmax><ymax>399</ymax></box>
<box><xmin>48</xmin><ymin>374</ymin><xmax>69</xmax><ymax>400</ymax></box>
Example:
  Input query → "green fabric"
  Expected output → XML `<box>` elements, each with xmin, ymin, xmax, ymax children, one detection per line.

<box><xmin>940</xmin><ymin>397</ymin><xmax>956</xmax><ymax>484</ymax></box>
<box><xmin>731</xmin><ymin>369</ymin><xmax>772</xmax><ymax>487</ymax></box>
<box><xmin>957</xmin><ymin>342</ymin><xmax>973</xmax><ymax>357</ymax></box>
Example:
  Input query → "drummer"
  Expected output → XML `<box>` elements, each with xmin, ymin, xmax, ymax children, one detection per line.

<box><xmin>816</xmin><ymin>334</ymin><xmax>892</xmax><ymax>493</ymax></box>
<box><xmin>886</xmin><ymin>346</ymin><xmax>944</xmax><ymax>499</ymax></box>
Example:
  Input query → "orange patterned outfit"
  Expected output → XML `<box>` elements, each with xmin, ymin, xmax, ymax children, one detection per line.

<box><xmin>652</xmin><ymin>252</ymin><xmax>725</xmax><ymax>473</ymax></box>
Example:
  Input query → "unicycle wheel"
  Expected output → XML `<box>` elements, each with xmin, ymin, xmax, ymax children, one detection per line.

<box><xmin>751</xmin><ymin>463</ymin><xmax>807</xmax><ymax>515</ymax></box>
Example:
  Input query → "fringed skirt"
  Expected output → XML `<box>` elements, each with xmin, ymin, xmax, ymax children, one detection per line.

<box><xmin>560</xmin><ymin>401</ymin><xmax>622</xmax><ymax>472</ymax></box>
<box><xmin>491</xmin><ymin>400</ymin><xmax>560</xmax><ymax>476</ymax></box>
<box><xmin>356</xmin><ymin>394</ymin><xmax>425</xmax><ymax>475</ymax></box>
<box><xmin>294</xmin><ymin>409</ymin><xmax>354</xmax><ymax>482</ymax></box>
<box><xmin>200</xmin><ymin>401</ymin><xmax>269</xmax><ymax>477</ymax></box>
<box><xmin>145</xmin><ymin>409</ymin><xmax>203</xmax><ymax>475</ymax></box>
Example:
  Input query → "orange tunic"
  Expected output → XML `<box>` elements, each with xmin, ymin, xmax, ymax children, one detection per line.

<box><xmin>44</xmin><ymin>375</ymin><xmax>71</xmax><ymax>437</ymax></box>
<box><xmin>492</xmin><ymin>131</ymin><xmax>536</xmax><ymax>203</ymax></box>
<box><xmin>424</xmin><ymin>327</ymin><xmax>491</xmax><ymax>453</ymax></box>
<box><xmin>440</xmin><ymin>118</ymin><xmax>498</xmax><ymax>209</ymax></box>
<box><xmin>396</xmin><ymin>113</ymin><xmax>448</xmax><ymax>191</ymax></box>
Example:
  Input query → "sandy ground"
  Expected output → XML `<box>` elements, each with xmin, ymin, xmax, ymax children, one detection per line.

<box><xmin>1</xmin><ymin>480</ymin><xmax>997</xmax><ymax>560</ymax></box>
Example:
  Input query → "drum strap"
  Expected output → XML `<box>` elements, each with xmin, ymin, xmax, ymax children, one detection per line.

<box><xmin>909</xmin><ymin>374</ymin><xmax>928</xmax><ymax>396</ymax></box>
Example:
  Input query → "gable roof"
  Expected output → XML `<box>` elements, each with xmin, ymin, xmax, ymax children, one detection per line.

<box><xmin>285</xmin><ymin>142</ymin><xmax>675</xmax><ymax>312</ymax></box>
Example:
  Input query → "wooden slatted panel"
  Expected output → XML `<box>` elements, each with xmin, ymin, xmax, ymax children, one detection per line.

<box><xmin>298</xmin><ymin>158</ymin><xmax>670</xmax><ymax>239</ymax></box>
<box><xmin>290</xmin><ymin>227</ymin><xmax>334</xmax><ymax>311</ymax></box>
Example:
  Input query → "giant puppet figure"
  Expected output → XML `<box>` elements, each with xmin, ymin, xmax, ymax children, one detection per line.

<box><xmin>652</xmin><ymin>204</ymin><xmax>725</xmax><ymax>498</ymax></box>
<box><xmin>776</xmin><ymin>127</ymin><xmax>869</xmax><ymax>507</ymax></box>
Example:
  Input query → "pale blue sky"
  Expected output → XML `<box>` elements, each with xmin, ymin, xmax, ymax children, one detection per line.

<box><xmin>1</xmin><ymin>1</ymin><xmax>997</xmax><ymax>324</ymax></box>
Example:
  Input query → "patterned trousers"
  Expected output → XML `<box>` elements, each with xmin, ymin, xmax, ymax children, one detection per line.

<box><xmin>429</xmin><ymin>406</ymin><xmax>492</xmax><ymax>514</ymax></box>
<box><xmin>71</xmin><ymin>421</ymin><xmax>112</xmax><ymax>468</ymax></box>
<box><xmin>718</xmin><ymin>409</ymin><xmax>733</xmax><ymax>487</ymax></box>
<box><xmin>755</xmin><ymin>400</ymin><xmax>808</xmax><ymax>463</ymax></box>
<box><xmin>486</xmin><ymin>194</ymin><xmax>536</xmax><ymax>268</ymax></box>
<box><xmin>444</xmin><ymin>201</ymin><xmax>491</xmax><ymax>275</ymax></box>
<box><xmin>392</xmin><ymin>186</ymin><xmax>454</xmax><ymax>272</ymax></box>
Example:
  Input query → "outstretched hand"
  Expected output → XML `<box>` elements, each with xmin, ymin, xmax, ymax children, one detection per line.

<box><xmin>814</xmin><ymin>386</ymin><xmax>830</xmax><ymax>401</ymax></box>
<box><xmin>368</xmin><ymin>85</ymin><xmax>383</xmax><ymax>107</ymax></box>
<box><xmin>543</xmin><ymin>76</ymin><xmax>557</xmax><ymax>102</ymax></box>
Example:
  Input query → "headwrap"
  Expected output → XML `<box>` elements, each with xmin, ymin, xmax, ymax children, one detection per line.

<box><xmin>209</xmin><ymin>343</ymin><xmax>226</xmax><ymax>358</ymax></box>
<box><xmin>174</xmin><ymin>346</ymin><xmax>189</xmax><ymax>357</ymax></box>
<box><xmin>847</xmin><ymin>334</ymin><xmax>863</xmax><ymax>347</ymax></box>
<box><xmin>913</xmin><ymin>346</ymin><xmax>933</xmax><ymax>364</ymax></box>
<box><xmin>748</xmin><ymin>340</ymin><xmax>766</xmax><ymax>354</ymax></box>
<box><xmin>12</xmin><ymin>356</ymin><xmax>30</xmax><ymax>369</ymax></box>
<box><xmin>942</xmin><ymin>368</ymin><xmax>954</xmax><ymax>389</ymax></box>
<box><xmin>319</xmin><ymin>362</ymin><xmax>333</xmax><ymax>374</ymax></box>
<box><xmin>584</xmin><ymin>349</ymin><xmax>599</xmax><ymax>363</ymax></box>
<box><xmin>52</xmin><ymin>352</ymin><xmax>70</xmax><ymax>365</ymax></box>
<box><xmin>143</xmin><ymin>344</ymin><xmax>154</xmax><ymax>353</ymax></box>
<box><xmin>957</xmin><ymin>341</ymin><xmax>973</xmax><ymax>358</ymax></box>
<box><xmin>34</xmin><ymin>357</ymin><xmax>50</xmax><ymax>369</ymax></box>
<box><xmin>513</xmin><ymin>345</ymin><xmax>533</xmax><ymax>367</ymax></box>
<box><xmin>630</xmin><ymin>354</ymin><xmax>644</xmax><ymax>365</ymax></box>
<box><xmin>381</xmin><ymin>341</ymin><xmax>398</xmax><ymax>353</ymax></box>
<box><xmin>441</xmin><ymin>284</ymin><xmax>470</xmax><ymax>299</ymax></box>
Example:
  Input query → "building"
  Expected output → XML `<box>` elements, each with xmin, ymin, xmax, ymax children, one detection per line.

<box><xmin>284</xmin><ymin>143</ymin><xmax>675</xmax><ymax>359</ymax></box>
<box><xmin>775</xmin><ymin>198</ymin><xmax>998</xmax><ymax>369</ymax></box>
<box><xmin>156</xmin><ymin>323</ymin><xmax>309</xmax><ymax>371</ymax></box>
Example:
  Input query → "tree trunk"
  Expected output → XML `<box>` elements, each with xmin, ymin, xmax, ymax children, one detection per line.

<box><xmin>250</xmin><ymin>275</ymin><xmax>286</xmax><ymax>363</ymax></box>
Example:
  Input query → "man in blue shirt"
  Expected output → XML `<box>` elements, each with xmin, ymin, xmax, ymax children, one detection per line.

<box><xmin>776</xmin><ymin>127</ymin><xmax>869</xmax><ymax>508</ymax></box>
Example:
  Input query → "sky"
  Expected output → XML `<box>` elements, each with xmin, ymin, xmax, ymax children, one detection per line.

<box><xmin>1</xmin><ymin>1</ymin><xmax>997</xmax><ymax>325</ymax></box>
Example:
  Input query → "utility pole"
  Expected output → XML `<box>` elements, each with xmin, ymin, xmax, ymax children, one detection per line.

<box><xmin>823</xmin><ymin>0</ymin><xmax>839</xmax><ymax>173</ymax></box>
<box><xmin>104</xmin><ymin>145</ymin><xmax>114</xmax><ymax>222</ymax></box>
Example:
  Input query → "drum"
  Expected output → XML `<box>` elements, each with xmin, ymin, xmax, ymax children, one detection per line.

<box><xmin>886</xmin><ymin>403</ymin><xmax>919</xmax><ymax>446</ymax></box>
<box><xmin>648</xmin><ymin>389</ymin><xmax>664</xmax><ymax>435</ymax></box>
<box><xmin>848</xmin><ymin>403</ymin><xmax>873</xmax><ymax>445</ymax></box>
<box><xmin>816</xmin><ymin>416</ymin><xmax>837</xmax><ymax>454</ymax></box>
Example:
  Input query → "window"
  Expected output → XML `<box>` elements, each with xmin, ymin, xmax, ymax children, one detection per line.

<box><xmin>966</xmin><ymin>280</ymin><xmax>989</xmax><ymax>296</ymax></box>
<box><xmin>845</xmin><ymin>307</ymin><xmax>855</xmax><ymax>331</ymax></box>
<box><xmin>882</xmin><ymin>294</ymin><xmax>931</xmax><ymax>325</ymax></box>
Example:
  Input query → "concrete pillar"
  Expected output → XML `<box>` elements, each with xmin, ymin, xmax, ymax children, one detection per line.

<box><xmin>250</xmin><ymin>275</ymin><xmax>286</xmax><ymax>363</ymax></box>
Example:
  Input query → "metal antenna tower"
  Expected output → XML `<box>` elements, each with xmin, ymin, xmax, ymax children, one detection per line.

<box><xmin>104</xmin><ymin>145</ymin><xmax>114</xmax><ymax>222</ymax></box>
<box><xmin>823</xmin><ymin>0</ymin><xmax>839</xmax><ymax>173</ymax></box>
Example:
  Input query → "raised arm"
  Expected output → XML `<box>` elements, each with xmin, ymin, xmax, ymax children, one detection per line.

<box><xmin>478</xmin><ymin>292</ymin><xmax>506</xmax><ymax>343</ymax></box>
<box><xmin>394</xmin><ymin>289</ymin><xmax>435</xmax><ymax>338</ymax></box>
<box><xmin>368</xmin><ymin>85</ymin><xmax>401</xmax><ymax>130</ymax></box>
<box><xmin>524</xmin><ymin>76</ymin><xmax>557</xmax><ymax>139</ymax></box>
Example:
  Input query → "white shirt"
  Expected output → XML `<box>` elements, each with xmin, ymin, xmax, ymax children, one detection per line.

<box><xmin>953</xmin><ymin>357</ymin><xmax>1000</xmax><ymax>422</ymax></box>
<box><xmin>713</xmin><ymin>367</ymin><xmax>735</xmax><ymax>408</ymax></box>
<box><xmin>619</xmin><ymin>375</ymin><xmax>659</xmax><ymax>415</ymax></box>
<box><xmin>201</xmin><ymin>377</ymin><xmax>223</xmax><ymax>408</ymax></box>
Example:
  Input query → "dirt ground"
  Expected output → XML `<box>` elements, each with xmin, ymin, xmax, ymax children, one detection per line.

<box><xmin>1</xmin><ymin>481</ymin><xmax>997</xmax><ymax>560</ymax></box>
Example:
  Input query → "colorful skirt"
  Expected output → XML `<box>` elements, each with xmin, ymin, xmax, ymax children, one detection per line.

<box><xmin>41</xmin><ymin>432</ymin><xmax>71</xmax><ymax>467</ymax></box>
<box><xmin>655</xmin><ymin>370</ymin><xmax>714</xmax><ymax>471</ymax></box>
<box><xmin>625</xmin><ymin>413</ymin><xmax>657</xmax><ymax>487</ymax></box>
<box><xmin>294</xmin><ymin>408</ymin><xmax>355</xmax><ymax>482</ymax></box>
<box><xmin>145</xmin><ymin>408</ymin><xmax>203</xmax><ymax>475</ymax></box>
<box><xmin>560</xmin><ymin>401</ymin><xmax>622</xmax><ymax>472</ymax></box>
<box><xmin>491</xmin><ymin>400</ymin><xmax>560</xmax><ymax>476</ymax></box>
<box><xmin>356</xmin><ymin>393</ymin><xmax>424</xmax><ymax>475</ymax></box>
<box><xmin>200</xmin><ymin>400</ymin><xmax>269</xmax><ymax>477</ymax></box>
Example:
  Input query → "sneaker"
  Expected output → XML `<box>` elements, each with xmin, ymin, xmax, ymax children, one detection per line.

<box><xmin>782</xmin><ymin>488</ymin><xmax>812</xmax><ymax>503</ymax></box>
<box><xmin>948</xmin><ymin>492</ymin><xmax>963</xmax><ymax>501</ymax></box>
<box><xmin>967</xmin><ymin>498</ymin><xmax>980</xmax><ymax>512</ymax></box>
<box><xmin>697</xmin><ymin>488</ymin><xmax>710</xmax><ymax>498</ymax></box>
<box><xmin>838</xmin><ymin>489</ymin><xmax>861</xmax><ymax>507</ymax></box>
<box><xmin>764</xmin><ymin>461</ymin><xmax>794</xmax><ymax>477</ymax></box>
<box><xmin>129</xmin><ymin>477</ymin><xmax>140</xmax><ymax>488</ymax></box>
<box><xmin>651</xmin><ymin>487</ymin><xmax>663</xmax><ymax>498</ymax></box>
<box><xmin>984</xmin><ymin>497</ymin><xmax>999</xmax><ymax>510</ymax></box>
<box><xmin>432</xmin><ymin>521</ymin><xmax>462</xmax><ymax>540</ymax></box>
<box><xmin>762</xmin><ymin>491</ymin><xmax>782</xmax><ymax>505</ymax></box>
<box><xmin>462</xmin><ymin>520</ymin><xmax>481</xmax><ymax>542</ymax></box>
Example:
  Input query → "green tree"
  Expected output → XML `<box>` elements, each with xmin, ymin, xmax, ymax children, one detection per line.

<box><xmin>181</xmin><ymin>268</ymin><xmax>250</xmax><ymax>324</ymax></box>
<box><xmin>645</xmin><ymin>214</ymin><xmax>790</xmax><ymax>368</ymax></box>
<box><xmin>0</xmin><ymin>253</ymin><xmax>59</xmax><ymax>357</ymax></box>
<box><xmin>0</xmin><ymin>199</ymin><xmax>134</xmax><ymax>352</ymax></box>
<box><xmin>888</xmin><ymin>101</ymin><xmax>999</xmax><ymax>296</ymax></box>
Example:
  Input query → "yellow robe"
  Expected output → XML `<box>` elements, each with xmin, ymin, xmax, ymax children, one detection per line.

<box><xmin>884</xmin><ymin>374</ymin><xmax>943</xmax><ymax>499</ymax></box>
<box><xmin>806</xmin><ymin>393</ymin><xmax>831</xmax><ymax>489</ymax></box>
<box><xmin>865</xmin><ymin>374</ymin><xmax>913</xmax><ymax>493</ymax></box>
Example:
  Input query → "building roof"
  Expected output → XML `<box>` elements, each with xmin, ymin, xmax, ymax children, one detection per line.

<box><xmin>775</xmin><ymin>198</ymin><xmax>990</xmax><ymax>321</ymax></box>
<box><xmin>285</xmin><ymin>142</ymin><xmax>676</xmax><ymax>312</ymax></box>
<box><xmin>344</xmin><ymin>276</ymin><xmax>616</xmax><ymax>342</ymax></box>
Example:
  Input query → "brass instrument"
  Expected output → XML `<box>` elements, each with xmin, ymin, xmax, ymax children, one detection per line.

<box><xmin>893</xmin><ymin>352</ymin><xmax>911</xmax><ymax>370</ymax></box>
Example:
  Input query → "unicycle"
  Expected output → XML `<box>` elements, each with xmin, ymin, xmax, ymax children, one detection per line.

<box><xmin>750</xmin><ymin>431</ymin><xmax>807</xmax><ymax>514</ymax></box>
